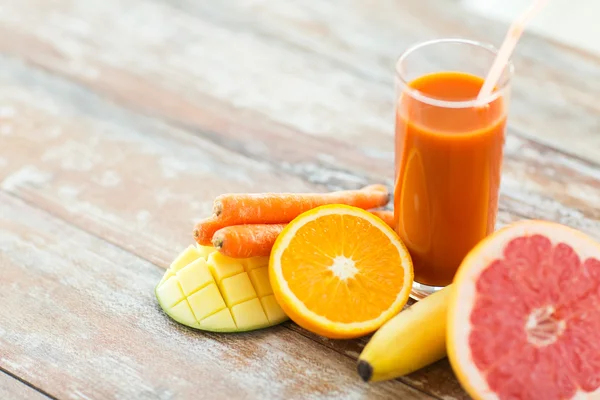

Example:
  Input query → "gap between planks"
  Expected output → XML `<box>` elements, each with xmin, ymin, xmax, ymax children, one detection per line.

<box><xmin>0</xmin><ymin>366</ymin><xmax>56</xmax><ymax>400</ymax></box>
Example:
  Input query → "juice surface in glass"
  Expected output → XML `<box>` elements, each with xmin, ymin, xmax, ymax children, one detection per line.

<box><xmin>394</xmin><ymin>71</ymin><xmax>507</xmax><ymax>287</ymax></box>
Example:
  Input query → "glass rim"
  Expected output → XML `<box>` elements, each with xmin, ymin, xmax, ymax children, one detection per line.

<box><xmin>395</xmin><ymin>38</ymin><xmax>514</xmax><ymax>109</ymax></box>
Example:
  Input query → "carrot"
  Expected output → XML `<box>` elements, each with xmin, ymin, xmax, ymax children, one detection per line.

<box><xmin>213</xmin><ymin>184</ymin><xmax>389</xmax><ymax>225</ymax></box>
<box><xmin>193</xmin><ymin>217</ymin><xmax>227</xmax><ymax>246</ymax></box>
<box><xmin>211</xmin><ymin>210</ymin><xmax>396</xmax><ymax>258</ymax></box>
<box><xmin>369</xmin><ymin>210</ymin><xmax>396</xmax><ymax>230</ymax></box>
<box><xmin>212</xmin><ymin>224</ymin><xmax>286</xmax><ymax>258</ymax></box>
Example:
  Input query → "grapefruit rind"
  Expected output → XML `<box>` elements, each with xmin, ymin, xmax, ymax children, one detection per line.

<box><xmin>270</xmin><ymin>204</ymin><xmax>414</xmax><ymax>339</ymax></box>
<box><xmin>447</xmin><ymin>220</ymin><xmax>600</xmax><ymax>400</ymax></box>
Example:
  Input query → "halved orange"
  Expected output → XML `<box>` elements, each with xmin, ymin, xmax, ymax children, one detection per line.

<box><xmin>269</xmin><ymin>204</ymin><xmax>414</xmax><ymax>339</ymax></box>
<box><xmin>447</xmin><ymin>220</ymin><xmax>600</xmax><ymax>400</ymax></box>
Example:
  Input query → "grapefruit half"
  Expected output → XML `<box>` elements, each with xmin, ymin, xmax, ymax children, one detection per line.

<box><xmin>447</xmin><ymin>220</ymin><xmax>600</xmax><ymax>400</ymax></box>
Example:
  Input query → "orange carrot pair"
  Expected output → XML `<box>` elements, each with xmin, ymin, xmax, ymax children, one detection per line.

<box><xmin>212</xmin><ymin>210</ymin><xmax>395</xmax><ymax>258</ymax></box>
<box><xmin>194</xmin><ymin>185</ymin><xmax>390</xmax><ymax>247</ymax></box>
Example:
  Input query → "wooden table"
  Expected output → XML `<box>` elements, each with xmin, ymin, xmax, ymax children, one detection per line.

<box><xmin>1</xmin><ymin>1</ymin><xmax>598</xmax><ymax>399</ymax></box>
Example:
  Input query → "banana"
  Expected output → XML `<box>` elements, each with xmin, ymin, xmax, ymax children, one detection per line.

<box><xmin>357</xmin><ymin>285</ymin><xmax>452</xmax><ymax>382</ymax></box>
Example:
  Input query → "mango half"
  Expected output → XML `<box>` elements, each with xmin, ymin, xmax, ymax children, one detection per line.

<box><xmin>156</xmin><ymin>245</ymin><xmax>288</xmax><ymax>332</ymax></box>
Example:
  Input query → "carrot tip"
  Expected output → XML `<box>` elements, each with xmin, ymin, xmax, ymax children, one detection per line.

<box><xmin>212</xmin><ymin>236</ymin><xmax>224</xmax><ymax>249</ymax></box>
<box><xmin>193</xmin><ymin>229</ymin><xmax>199</xmax><ymax>239</ymax></box>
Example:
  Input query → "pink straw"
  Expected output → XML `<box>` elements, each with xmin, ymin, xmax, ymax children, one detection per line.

<box><xmin>477</xmin><ymin>0</ymin><xmax>550</xmax><ymax>104</ymax></box>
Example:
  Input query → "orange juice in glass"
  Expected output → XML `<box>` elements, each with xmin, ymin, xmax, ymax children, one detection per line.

<box><xmin>394</xmin><ymin>39</ymin><xmax>513</xmax><ymax>299</ymax></box>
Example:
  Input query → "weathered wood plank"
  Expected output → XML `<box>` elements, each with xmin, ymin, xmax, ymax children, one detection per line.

<box><xmin>499</xmin><ymin>134</ymin><xmax>600</xmax><ymax>240</ymax></box>
<box><xmin>159</xmin><ymin>0</ymin><xmax>600</xmax><ymax>162</ymax></box>
<box><xmin>0</xmin><ymin>56</ymin><xmax>328</xmax><ymax>268</ymax></box>
<box><xmin>0</xmin><ymin>0</ymin><xmax>596</xmax><ymax>164</ymax></box>
<box><xmin>0</xmin><ymin>371</ymin><xmax>50</xmax><ymax>400</ymax></box>
<box><xmin>0</xmin><ymin>192</ymin><xmax>431</xmax><ymax>400</ymax></box>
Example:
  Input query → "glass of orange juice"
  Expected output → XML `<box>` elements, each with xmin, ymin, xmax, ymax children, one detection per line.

<box><xmin>394</xmin><ymin>39</ymin><xmax>514</xmax><ymax>299</ymax></box>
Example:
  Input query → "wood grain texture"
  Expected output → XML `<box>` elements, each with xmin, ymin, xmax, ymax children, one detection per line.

<box><xmin>288</xmin><ymin>324</ymin><xmax>469</xmax><ymax>400</ymax></box>
<box><xmin>0</xmin><ymin>371</ymin><xmax>50</xmax><ymax>400</ymax></box>
<box><xmin>0</xmin><ymin>0</ymin><xmax>597</xmax><ymax>399</ymax></box>
<box><xmin>0</xmin><ymin>55</ymin><xmax>326</xmax><ymax>268</ymax></box>
<box><xmin>0</xmin><ymin>0</ymin><xmax>597</xmax><ymax>163</ymax></box>
<box><xmin>162</xmin><ymin>0</ymin><xmax>600</xmax><ymax>162</ymax></box>
<box><xmin>0</xmin><ymin>193</ymin><xmax>431</xmax><ymax>400</ymax></box>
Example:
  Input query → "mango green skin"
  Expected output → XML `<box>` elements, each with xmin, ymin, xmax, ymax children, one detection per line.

<box><xmin>357</xmin><ymin>285</ymin><xmax>452</xmax><ymax>382</ymax></box>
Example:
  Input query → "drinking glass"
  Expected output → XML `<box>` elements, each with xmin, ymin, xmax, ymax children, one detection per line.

<box><xmin>393</xmin><ymin>39</ymin><xmax>513</xmax><ymax>299</ymax></box>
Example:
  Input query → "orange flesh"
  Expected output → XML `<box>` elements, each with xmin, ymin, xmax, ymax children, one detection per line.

<box><xmin>394</xmin><ymin>71</ymin><xmax>507</xmax><ymax>286</ymax></box>
<box><xmin>279</xmin><ymin>214</ymin><xmax>405</xmax><ymax>323</ymax></box>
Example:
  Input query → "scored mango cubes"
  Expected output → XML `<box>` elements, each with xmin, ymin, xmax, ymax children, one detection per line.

<box><xmin>155</xmin><ymin>245</ymin><xmax>288</xmax><ymax>332</ymax></box>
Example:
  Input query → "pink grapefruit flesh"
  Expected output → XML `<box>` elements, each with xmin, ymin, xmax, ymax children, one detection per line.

<box><xmin>447</xmin><ymin>220</ymin><xmax>600</xmax><ymax>400</ymax></box>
